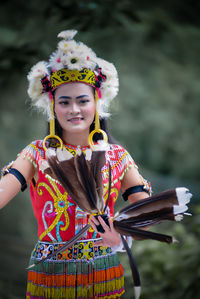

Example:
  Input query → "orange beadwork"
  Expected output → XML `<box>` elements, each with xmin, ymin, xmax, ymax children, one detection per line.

<box><xmin>27</xmin><ymin>241</ymin><xmax>125</xmax><ymax>299</ymax></box>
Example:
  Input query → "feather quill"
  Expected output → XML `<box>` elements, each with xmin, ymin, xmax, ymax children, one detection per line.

<box><xmin>104</xmin><ymin>162</ymin><xmax>112</xmax><ymax>212</ymax></box>
<box><xmin>27</xmin><ymin>224</ymin><xmax>90</xmax><ymax>269</ymax></box>
<box><xmin>121</xmin><ymin>235</ymin><xmax>141</xmax><ymax>299</ymax></box>
<box><xmin>116</xmin><ymin>223</ymin><xmax>174</xmax><ymax>243</ymax></box>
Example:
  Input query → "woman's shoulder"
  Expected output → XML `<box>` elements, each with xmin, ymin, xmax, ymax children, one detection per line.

<box><xmin>104</xmin><ymin>143</ymin><xmax>136</xmax><ymax>180</ymax></box>
<box><xmin>20</xmin><ymin>139</ymin><xmax>46</xmax><ymax>163</ymax></box>
<box><xmin>26</xmin><ymin>139</ymin><xmax>44</xmax><ymax>149</ymax></box>
<box><xmin>109</xmin><ymin>143</ymin><xmax>125</xmax><ymax>150</ymax></box>
<box><xmin>23</xmin><ymin>139</ymin><xmax>45</xmax><ymax>152</ymax></box>
<box><xmin>107</xmin><ymin>143</ymin><xmax>134</xmax><ymax>163</ymax></box>
<box><xmin>108</xmin><ymin>143</ymin><xmax>130</xmax><ymax>155</ymax></box>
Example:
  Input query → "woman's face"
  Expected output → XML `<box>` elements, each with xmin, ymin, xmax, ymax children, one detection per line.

<box><xmin>54</xmin><ymin>82</ymin><xmax>96</xmax><ymax>137</ymax></box>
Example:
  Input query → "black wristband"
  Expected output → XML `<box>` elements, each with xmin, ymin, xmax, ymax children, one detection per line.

<box><xmin>7</xmin><ymin>168</ymin><xmax>27</xmax><ymax>192</ymax></box>
<box><xmin>122</xmin><ymin>185</ymin><xmax>149</xmax><ymax>201</ymax></box>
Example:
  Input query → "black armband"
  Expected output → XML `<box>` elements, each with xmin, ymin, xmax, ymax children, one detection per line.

<box><xmin>5</xmin><ymin>168</ymin><xmax>27</xmax><ymax>192</ymax></box>
<box><xmin>122</xmin><ymin>185</ymin><xmax>150</xmax><ymax>201</ymax></box>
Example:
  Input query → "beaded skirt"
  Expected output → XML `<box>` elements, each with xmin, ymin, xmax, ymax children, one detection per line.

<box><xmin>26</xmin><ymin>239</ymin><xmax>125</xmax><ymax>299</ymax></box>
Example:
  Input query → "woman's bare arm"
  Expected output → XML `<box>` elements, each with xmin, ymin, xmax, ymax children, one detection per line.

<box><xmin>121</xmin><ymin>166</ymin><xmax>150</xmax><ymax>204</ymax></box>
<box><xmin>0</xmin><ymin>154</ymin><xmax>35</xmax><ymax>209</ymax></box>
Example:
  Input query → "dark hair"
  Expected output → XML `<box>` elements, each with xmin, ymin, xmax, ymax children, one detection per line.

<box><xmin>47</xmin><ymin>117</ymin><xmax>117</xmax><ymax>145</ymax></box>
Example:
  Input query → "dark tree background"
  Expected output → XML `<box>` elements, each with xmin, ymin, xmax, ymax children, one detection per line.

<box><xmin>0</xmin><ymin>1</ymin><xmax>199</xmax><ymax>298</ymax></box>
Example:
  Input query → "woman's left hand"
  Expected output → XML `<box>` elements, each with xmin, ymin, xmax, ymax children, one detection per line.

<box><xmin>89</xmin><ymin>215</ymin><xmax>121</xmax><ymax>247</ymax></box>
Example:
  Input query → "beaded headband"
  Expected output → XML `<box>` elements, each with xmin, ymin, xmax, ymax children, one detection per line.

<box><xmin>50</xmin><ymin>68</ymin><xmax>97</xmax><ymax>90</ymax></box>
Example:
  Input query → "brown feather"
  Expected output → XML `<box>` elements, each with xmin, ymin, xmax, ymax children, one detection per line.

<box><xmin>46</xmin><ymin>155</ymin><xmax>93</xmax><ymax>213</ymax></box>
<box><xmin>44</xmin><ymin>167</ymin><xmax>55</xmax><ymax>179</ymax></box>
<box><xmin>90</xmin><ymin>151</ymin><xmax>106</xmax><ymax>201</ymax></box>
<box><xmin>114</xmin><ymin>223</ymin><xmax>174</xmax><ymax>243</ymax></box>
<box><xmin>117</xmin><ymin>189</ymin><xmax>178</xmax><ymax>219</ymax></box>
<box><xmin>45</xmin><ymin>151</ymin><xmax>105</xmax><ymax>214</ymax></box>
<box><xmin>74</xmin><ymin>153</ymin><xmax>101</xmax><ymax>212</ymax></box>
<box><xmin>104</xmin><ymin>162</ymin><xmax>112</xmax><ymax>212</ymax></box>
<box><xmin>116</xmin><ymin>207</ymin><xmax>176</xmax><ymax>227</ymax></box>
<box><xmin>120</xmin><ymin>235</ymin><xmax>141</xmax><ymax>297</ymax></box>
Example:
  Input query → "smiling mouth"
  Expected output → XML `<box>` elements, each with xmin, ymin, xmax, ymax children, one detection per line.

<box><xmin>68</xmin><ymin>117</ymin><xmax>83</xmax><ymax>122</ymax></box>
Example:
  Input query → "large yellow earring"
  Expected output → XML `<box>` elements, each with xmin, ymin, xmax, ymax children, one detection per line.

<box><xmin>88</xmin><ymin>90</ymin><xmax>108</xmax><ymax>149</ymax></box>
<box><xmin>43</xmin><ymin>98</ymin><xmax>63</xmax><ymax>151</ymax></box>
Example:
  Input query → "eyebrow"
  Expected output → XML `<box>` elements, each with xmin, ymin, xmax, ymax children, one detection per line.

<box><xmin>57</xmin><ymin>95</ymin><xmax>89</xmax><ymax>100</ymax></box>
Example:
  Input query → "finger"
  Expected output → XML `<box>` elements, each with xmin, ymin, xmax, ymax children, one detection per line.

<box><xmin>93</xmin><ymin>240</ymin><xmax>104</xmax><ymax>247</ymax></box>
<box><xmin>108</xmin><ymin>218</ymin><xmax>114</xmax><ymax>231</ymax></box>
<box><xmin>89</xmin><ymin>220</ymin><xmax>98</xmax><ymax>232</ymax></box>
<box><xmin>90</xmin><ymin>215</ymin><xmax>100</xmax><ymax>225</ymax></box>
<box><xmin>98</xmin><ymin>216</ymin><xmax>110</xmax><ymax>232</ymax></box>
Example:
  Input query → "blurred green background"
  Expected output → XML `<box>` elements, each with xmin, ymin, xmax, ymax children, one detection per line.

<box><xmin>0</xmin><ymin>0</ymin><xmax>200</xmax><ymax>298</ymax></box>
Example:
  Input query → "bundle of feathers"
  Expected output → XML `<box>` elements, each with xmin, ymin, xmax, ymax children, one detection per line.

<box><xmin>31</xmin><ymin>145</ymin><xmax>192</xmax><ymax>299</ymax></box>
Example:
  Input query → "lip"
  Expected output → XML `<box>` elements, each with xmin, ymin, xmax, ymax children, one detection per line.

<box><xmin>68</xmin><ymin>117</ymin><xmax>83</xmax><ymax>123</ymax></box>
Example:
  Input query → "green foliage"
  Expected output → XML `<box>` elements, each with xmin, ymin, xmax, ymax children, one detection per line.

<box><xmin>110</xmin><ymin>19</ymin><xmax>200</xmax><ymax>181</ymax></box>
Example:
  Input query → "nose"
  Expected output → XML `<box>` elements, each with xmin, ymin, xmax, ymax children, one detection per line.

<box><xmin>70</xmin><ymin>103</ymin><xmax>80</xmax><ymax>114</ymax></box>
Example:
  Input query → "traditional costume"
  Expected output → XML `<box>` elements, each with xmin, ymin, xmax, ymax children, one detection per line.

<box><xmin>24</xmin><ymin>139</ymin><xmax>144</xmax><ymax>298</ymax></box>
<box><xmin>1</xmin><ymin>30</ymin><xmax>191</xmax><ymax>299</ymax></box>
<box><xmin>0</xmin><ymin>30</ymin><xmax>149</xmax><ymax>298</ymax></box>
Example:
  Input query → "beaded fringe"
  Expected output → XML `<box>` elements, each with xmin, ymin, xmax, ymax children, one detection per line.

<box><xmin>26</xmin><ymin>254</ymin><xmax>125</xmax><ymax>299</ymax></box>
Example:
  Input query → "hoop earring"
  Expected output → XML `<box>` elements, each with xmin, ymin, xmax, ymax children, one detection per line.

<box><xmin>88</xmin><ymin>90</ymin><xmax>108</xmax><ymax>149</ymax></box>
<box><xmin>43</xmin><ymin>95</ymin><xmax>63</xmax><ymax>151</ymax></box>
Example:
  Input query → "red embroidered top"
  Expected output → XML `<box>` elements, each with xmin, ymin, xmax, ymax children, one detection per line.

<box><xmin>3</xmin><ymin>140</ymin><xmax>140</xmax><ymax>242</ymax></box>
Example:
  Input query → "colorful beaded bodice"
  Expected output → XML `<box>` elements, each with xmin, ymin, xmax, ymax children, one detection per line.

<box><xmin>21</xmin><ymin>140</ymin><xmax>135</xmax><ymax>242</ymax></box>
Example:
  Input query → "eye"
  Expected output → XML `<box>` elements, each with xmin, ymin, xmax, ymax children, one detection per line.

<box><xmin>80</xmin><ymin>99</ymin><xmax>90</xmax><ymax>104</ymax></box>
<box><xmin>59</xmin><ymin>101</ymin><xmax>69</xmax><ymax>106</ymax></box>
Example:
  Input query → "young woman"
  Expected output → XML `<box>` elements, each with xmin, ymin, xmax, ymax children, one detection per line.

<box><xmin>0</xmin><ymin>30</ymin><xmax>151</xmax><ymax>299</ymax></box>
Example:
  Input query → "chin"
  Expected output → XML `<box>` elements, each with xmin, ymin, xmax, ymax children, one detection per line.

<box><xmin>64</xmin><ymin>126</ymin><xmax>88</xmax><ymax>134</ymax></box>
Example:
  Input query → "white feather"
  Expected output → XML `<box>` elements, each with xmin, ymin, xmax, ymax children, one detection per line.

<box><xmin>172</xmin><ymin>237</ymin><xmax>179</xmax><ymax>243</ymax></box>
<box><xmin>38</xmin><ymin>160</ymin><xmax>50</xmax><ymax>172</ymax></box>
<box><xmin>173</xmin><ymin>204</ymin><xmax>188</xmax><ymax>215</ymax></box>
<box><xmin>174</xmin><ymin>214</ymin><xmax>184</xmax><ymax>221</ymax></box>
<box><xmin>114</xmin><ymin>213</ymin><xmax>129</xmax><ymax>221</ymax></box>
<box><xmin>92</xmin><ymin>140</ymin><xmax>110</xmax><ymax>152</ymax></box>
<box><xmin>85</xmin><ymin>149</ymin><xmax>92</xmax><ymax>161</ymax></box>
<box><xmin>184</xmin><ymin>212</ymin><xmax>192</xmax><ymax>216</ymax></box>
<box><xmin>57</xmin><ymin>30</ymin><xmax>77</xmax><ymax>40</ymax></box>
<box><xmin>46</xmin><ymin>148</ymin><xmax>56</xmax><ymax>159</ymax></box>
<box><xmin>76</xmin><ymin>146</ymin><xmax>82</xmax><ymax>156</ymax></box>
<box><xmin>134</xmin><ymin>286</ymin><xmax>141</xmax><ymax>299</ymax></box>
<box><xmin>56</xmin><ymin>147</ymin><xmax>73</xmax><ymax>161</ymax></box>
<box><xmin>175</xmin><ymin>187</ymin><xmax>192</xmax><ymax>205</ymax></box>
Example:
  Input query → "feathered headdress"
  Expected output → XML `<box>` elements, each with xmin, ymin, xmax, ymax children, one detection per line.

<box><xmin>27</xmin><ymin>29</ymin><xmax>119</xmax><ymax>120</ymax></box>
